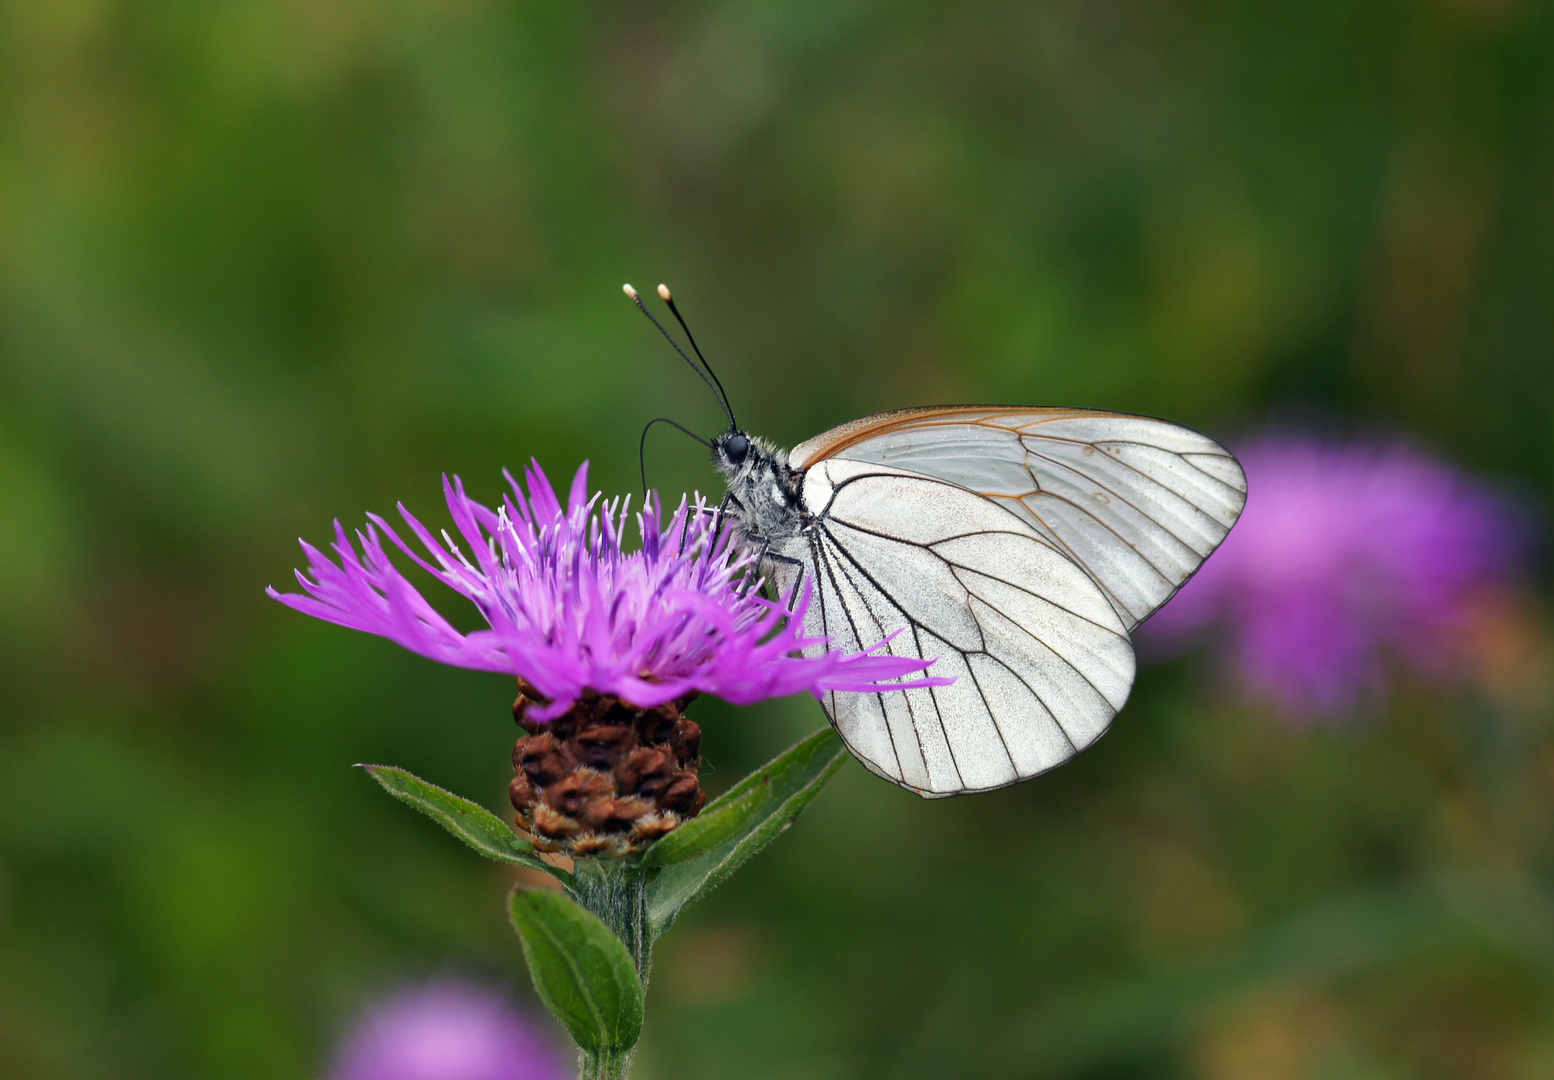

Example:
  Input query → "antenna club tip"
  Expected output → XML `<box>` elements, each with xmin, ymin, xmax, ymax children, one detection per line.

<box><xmin>622</xmin><ymin>283</ymin><xmax>639</xmax><ymax>299</ymax></box>
<box><xmin>656</xmin><ymin>283</ymin><xmax>672</xmax><ymax>301</ymax></box>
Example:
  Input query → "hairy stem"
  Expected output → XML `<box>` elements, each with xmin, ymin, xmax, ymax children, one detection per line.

<box><xmin>568</xmin><ymin>857</ymin><xmax>653</xmax><ymax>1080</ymax></box>
<box><xmin>578</xmin><ymin>1047</ymin><xmax>633</xmax><ymax>1080</ymax></box>
<box><xmin>569</xmin><ymin>857</ymin><xmax>654</xmax><ymax>980</ymax></box>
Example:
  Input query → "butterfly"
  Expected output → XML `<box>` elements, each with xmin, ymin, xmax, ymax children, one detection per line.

<box><xmin>628</xmin><ymin>284</ymin><xmax>1247</xmax><ymax>798</ymax></box>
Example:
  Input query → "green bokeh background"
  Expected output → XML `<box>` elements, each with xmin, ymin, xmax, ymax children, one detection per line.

<box><xmin>2</xmin><ymin>1</ymin><xmax>1553</xmax><ymax>1077</ymax></box>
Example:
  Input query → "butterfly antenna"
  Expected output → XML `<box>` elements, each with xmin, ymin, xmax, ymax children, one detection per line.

<box><xmin>657</xmin><ymin>283</ymin><xmax>737</xmax><ymax>430</ymax></box>
<box><xmin>624</xmin><ymin>284</ymin><xmax>737</xmax><ymax>430</ymax></box>
<box><xmin>639</xmin><ymin>416</ymin><xmax>713</xmax><ymax>495</ymax></box>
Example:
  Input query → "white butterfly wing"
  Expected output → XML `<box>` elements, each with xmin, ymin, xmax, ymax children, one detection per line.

<box><xmin>769</xmin><ymin>457</ymin><xmax>1136</xmax><ymax>797</ymax></box>
<box><xmin>789</xmin><ymin>407</ymin><xmax>1248</xmax><ymax>630</ymax></box>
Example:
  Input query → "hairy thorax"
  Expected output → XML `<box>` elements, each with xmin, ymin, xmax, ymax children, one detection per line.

<box><xmin>714</xmin><ymin>435</ymin><xmax>808</xmax><ymax>545</ymax></box>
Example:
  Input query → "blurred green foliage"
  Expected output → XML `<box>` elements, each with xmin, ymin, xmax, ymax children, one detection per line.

<box><xmin>1</xmin><ymin>0</ymin><xmax>1552</xmax><ymax>1077</ymax></box>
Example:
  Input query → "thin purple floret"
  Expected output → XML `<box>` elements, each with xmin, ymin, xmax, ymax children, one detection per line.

<box><xmin>269</xmin><ymin>461</ymin><xmax>949</xmax><ymax>718</ymax></box>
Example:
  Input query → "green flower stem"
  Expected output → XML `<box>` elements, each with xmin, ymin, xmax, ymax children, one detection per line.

<box><xmin>578</xmin><ymin>1047</ymin><xmax>634</xmax><ymax>1080</ymax></box>
<box><xmin>569</xmin><ymin>857</ymin><xmax>654</xmax><ymax>982</ymax></box>
<box><xmin>566</xmin><ymin>858</ymin><xmax>652</xmax><ymax>1080</ymax></box>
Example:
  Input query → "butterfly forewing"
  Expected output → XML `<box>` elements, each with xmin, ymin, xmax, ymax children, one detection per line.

<box><xmin>790</xmin><ymin>406</ymin><xmax>1248</xmax><ymax>630</ymax></box>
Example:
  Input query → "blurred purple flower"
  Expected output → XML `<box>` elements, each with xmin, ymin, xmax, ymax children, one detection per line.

<box><xmin>269</xmin><ymin>461</ymin><xmax>945</xmax><ymax>720</ymax></box>
<box><xmin>1146</xmin><ymin>433</ymin><xmax>1530</xmax><ymax>717</ymax></box>
<box><xmin>327</xmin><ymin>979</ymin><xmax>568</xmax><ymax>1080</ymax></box>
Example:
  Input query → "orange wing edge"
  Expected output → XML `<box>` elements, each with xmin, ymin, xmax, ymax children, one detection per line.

<box><xmin>786</xmin><ymin>404</ymin><xmax>1136</xmax><ymax>469</ymax></box>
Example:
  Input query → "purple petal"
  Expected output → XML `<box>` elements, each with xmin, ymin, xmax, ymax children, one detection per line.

<box><xmin>270</xmin><ymin>467</ymin><xmax>952</xmax><ymax>714</ymax></box>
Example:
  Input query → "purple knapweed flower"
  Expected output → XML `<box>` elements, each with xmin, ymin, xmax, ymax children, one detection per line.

<box><xmin>269</xmin><ymin>462</ymin><xmax>943</xmax><ymax>720</ymax></box>
<box><xmin>1145</xmin><ymin>433</ymin><xmax>1529</xmax><ymax>718</ymax></box>
<box><xmin>326</xmin><ymin>979</ymin><xmax>568</xmax><ymax>1080</ymax></box>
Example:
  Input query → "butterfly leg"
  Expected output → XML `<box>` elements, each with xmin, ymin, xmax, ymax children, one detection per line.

<box><xmin>708</xmin><ymin>490</ymin><xmax>746</xmax><ymax>553</ymax></box>
<box><xmin>755</xmin><ymin>547</ymin><xmax>807</xmax><ymax>605</ymax></box>
<box><xmin>736</xmin><ymin>537</ymin><xmax>770</xmax><ymax>598</ymax></box>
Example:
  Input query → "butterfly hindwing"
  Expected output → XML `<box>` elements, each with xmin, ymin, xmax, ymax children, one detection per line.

<box><xmin>772</xmin><ymin>458</ymin><xmax>1136</xmax><ymax>797</ymax></box>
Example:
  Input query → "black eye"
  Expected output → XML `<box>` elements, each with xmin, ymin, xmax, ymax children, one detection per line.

<box><xmin>724</xmin><ymin>433</ymin><xmax>749</xmax><ymax>464</ymax></box>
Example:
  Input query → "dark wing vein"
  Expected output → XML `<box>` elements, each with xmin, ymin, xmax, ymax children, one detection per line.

<box><xmin>818</xmin><ymin>524</ymin><xmax>995</xmax><ymax>780</ymax></box>
<box><xmin>974</xmin><ymin>647</ymin><xmax>1079</xmax><ymax>752</ymax></box>
<box><xmin>956</xmin><ymin>571</ymin><xmax>1123</xmax><ymax>713</ymax></box>
<box><xmin>823</xmin><ymin>518</ymin><xmax>1129</xmax><ymax>635</ymax></box>
<box><xmin>821</xmin><ymin>490</ymin><xmax>1128</xmax><ymax>753</ymax></box>
<box><xmin>1081</xmin><ymin>437</ymin><xmax>1243</xmax><ymax>497</ymax></box>
<box><xmin>811</xmin><ymin>525</ymin><xmax>906</xmax><ymax>780</ymax></box>
<box><xmin>909</xmin><ymin>620</ymin><xmax>966</xmax><ymax>790</ymax></box>
<box><xmin>1017</xmin><ymin>483</ymin><xmax>1178</xmax><ymax>590</ymax></box>
<box><xmin>819</xmin><ymin>531</ymin><xmax>943</xmax><ymax>785</ymax></box>
<box><xmin>1023</xmin><ymin>504</ymin><xmax>1166</xmax><ymax>605</ymax></box>
<box><xmin>822</xmin><ymin>447</ymin><xmax>1208</xmax><ymax>622</ymax></box>
<box><xmin>1022</xmin><ymin>444</ymin><xmax>1207</xmax><ymax>557</ymax></box>
<box><xmin>1169</xmin><ymin>449</ymin><xmax>1246</xmax><ymax>494</ymax></box>
<box><xmin>817</xmin><ymin>522</ymin><xmax>1014</xmax><ymax>778</ymax></box>
<box><xmin>820</xmin><ymin>520</ymin><xmax>1058</xmax><ymax>779</ymax></box>
<box><xmin>1024</xmin><ymin>434</ymin><xmax>1242</xmax><ymax>527</ymax></box>
<box><xmin>817</xmin><ymin>520</ymin><xmax>986</xmax><ymax>652</ymax></box>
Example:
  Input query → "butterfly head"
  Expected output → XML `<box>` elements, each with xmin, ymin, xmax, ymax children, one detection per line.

<box><xmin>712</xmin><ymin>429</ymin><xmax>762</xmax><ymax>480</ymax></box>
<box><xmin>721</xmin><ymin>431</ymin><xmax>749</xmax><ymax>465</ymax></box>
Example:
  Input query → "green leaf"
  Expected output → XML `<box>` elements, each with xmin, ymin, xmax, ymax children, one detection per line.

<box><xmin>360</xmin><ymin>764</ymin><xmax>572</xmax><ymax>886</ymax></box>
<box><xmin>642</xmin><ymin>773</ymin><xmax>772</xmax><ymax>867</ymax></box>
<box><xmin>646</xmin><ymin>726</ymin><xmax>847</xmax><ymax>936</ymax></box>
<box><xmin>508</xmin><ymin>888</ymin><xmax>645</xmax><ymax>1057</ymax></box>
